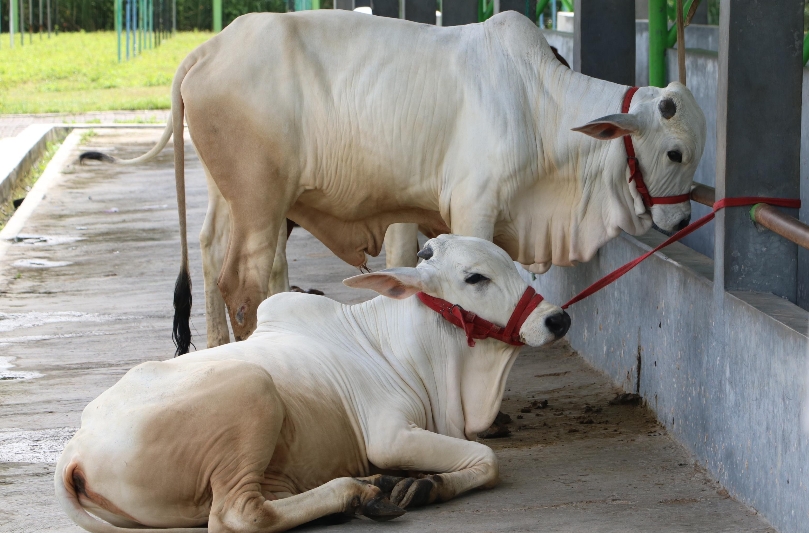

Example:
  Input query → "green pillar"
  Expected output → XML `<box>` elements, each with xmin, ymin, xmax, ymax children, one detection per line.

<box><xmin>648</xmin><ymin>0</ymin><xmax>666</xmax><ymax>87</ymax></box>
<box><xmin>213</xmin><ymin>0</ymin><xmax>222</xmax><ymax>32</ymax></box>
<box><xmin>10</xmin><ymin>0</ymin><xmax>18</xmax><ymax>47</ymax></box>
<box><xmin>116</xmin><ymin>0</ymin><xmax>122</xmax><ymax>61</ymax></box>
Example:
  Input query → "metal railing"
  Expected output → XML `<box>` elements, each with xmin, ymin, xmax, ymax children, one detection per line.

<box><xmin>689</xmin><ymin>184</ymin><xmax>809</xmax><ymax>251</ymax></box>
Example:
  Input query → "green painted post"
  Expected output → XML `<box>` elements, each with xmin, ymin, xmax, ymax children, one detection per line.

<box><xmin>10</xmin><ymin>0</ymin><xmax>17</xmax><ymax>48</ymax></box>
<box><xmin>803</xmin><ymin>32</ymin><xmax>809</xmax><ymax>66</ymax></box>
<box><xmin>213</xmin><ymin>0</ymin><xmax>221</xmax><ymax>32</ymax></box>
<box><xmin>116</xmin><ymin>0</ymin><xmax>122</xmax><ymax>61</ymax></box>
<box><xmin>535</xmin><ymin>0</ymin><xmax>549</xmax><ymax>21</ymax></box>
<box><xmin>149</xmin><ymin>0</ymin><xmax>153</xmax><ymax>49</ymax></box>
<box><xmin>648</xmin><ymin>0</ymin><xmax>666</xmax><ymax>87</ymax></box>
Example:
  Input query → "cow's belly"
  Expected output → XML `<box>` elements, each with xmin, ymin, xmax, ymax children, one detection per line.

<box><xmin>65</xmin><ymin>359</ymin><xmax>282</xmax><ymax>528</ymax></box>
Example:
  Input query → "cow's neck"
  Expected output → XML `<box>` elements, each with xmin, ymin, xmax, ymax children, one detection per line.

<box><xmin>350</xmin><ymin>296</ymin><xmax>521</xmax><ymax>441</ymax></box>
<box><xmin>504</xmin><ymin>61</ymin><xmax>652</xmax><ymax>272</ymax></box>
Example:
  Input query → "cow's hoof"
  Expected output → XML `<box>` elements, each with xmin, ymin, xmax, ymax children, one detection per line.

<box><xmin>357</xmin><ymin>474</ymin><xmax>405</xmax><ymax>495</ymax></box>
<box><xmin>390</xmin><ymin>477</ymin><xmax>439</xmax><ymax>508</ymax></box>
<box><xmin>362</xmin><ymin>496</ymin><xmax>406</xmax><ymax>521</ymax></box>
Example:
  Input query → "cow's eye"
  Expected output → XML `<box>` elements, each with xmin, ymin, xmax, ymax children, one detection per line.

<box><xmin>465</xmin><ymin>273</ymin><xmax>489</xmax><ymax>285</ymax></box>
<box><xmin>667</xmin><ymin>150</ymin><xmax>683</xmax><ymax>163</ymax></box>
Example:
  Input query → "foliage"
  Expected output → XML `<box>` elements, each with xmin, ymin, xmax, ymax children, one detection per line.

<box><xmin>0</xmin><ymin>31</ymin><xmax>211</xmax><ymax>113</ymax></box>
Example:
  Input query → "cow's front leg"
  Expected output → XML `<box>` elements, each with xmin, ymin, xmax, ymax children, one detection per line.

<box><xmin>448</xmin><ymin>193</ymin><xmax>498</xmax><ymax>241</ymax></box>
<box><xmin>212</xmin><ymin>478</ymin><xmax>404</xmax><ymax>533</ymax></box>
<box><xmin>367</xmin><ymin>427</ymin><xmax>498</xmax><ymax>509</ymax></box>
<box><xmin>384</xmin><ymin>223</ymin><xmax>419</xmax><ymax>268</ymax></box>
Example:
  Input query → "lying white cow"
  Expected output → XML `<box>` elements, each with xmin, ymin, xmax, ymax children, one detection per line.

<box><xmin>80</xmin><ymin>10</ymin><xmax>705</xmax><ymax>354</ymax></box>
<box><xmin>55</xmin><ymin>235</ymin><xmax>570</xmax><ymax>532</ymax></box>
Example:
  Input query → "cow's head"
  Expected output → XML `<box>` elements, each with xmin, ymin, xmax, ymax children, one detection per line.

<box><xmin>345</xmin><ymin>234</ymin><xmax>569</xmax><ymax>347</ymax></box>
<box><xmin>572</xmin><ymin>82</ymin><xmax>706</xmax><ymax>235</ymax></box>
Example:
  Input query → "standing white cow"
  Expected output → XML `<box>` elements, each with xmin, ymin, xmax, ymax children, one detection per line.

<box><xmin>81</xmin><ymin>10</ymin><xmax>705</xmax><ymax>353</ymax></box>
<box><xmin>55</xmin><ymin>235</ymin><xmax>570</xmax><ymax>533</ymax></box>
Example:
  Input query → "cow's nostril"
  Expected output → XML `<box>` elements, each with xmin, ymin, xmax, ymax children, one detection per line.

<box><xmin>545</xmin><ymin>311</ymin><xmax>571</xmax><ymax>339</ymax></box>
<box><xmin>676</xmin><ymin>216</ymin><xmax>691</xmax><ymax>231</ymax></box>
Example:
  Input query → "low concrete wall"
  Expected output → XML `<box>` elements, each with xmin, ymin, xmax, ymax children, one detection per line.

<box><xmin>0</xmin><ymin>125</ymin><xmax>70</xmax><ymax>207</ymax></box>
<box><xmin>527</xmin><ymin>233</ymin><xmax>808</xmax><ymax>533</ymax></box>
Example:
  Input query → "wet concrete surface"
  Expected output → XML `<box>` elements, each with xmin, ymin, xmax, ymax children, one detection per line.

<box><xmin>0</xmin><ymin>129</ymin><xmax>776</xmax><ymax>532</ymax></box>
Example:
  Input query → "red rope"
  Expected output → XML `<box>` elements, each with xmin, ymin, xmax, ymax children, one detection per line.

<box><xmin>621</xmin><ymin>87</ymin><xmax>692</xmax><ymax>208</ymax></box>
<box><xmin>417</xmin><ymin>286</ymin><xmax>544</xmax><ymax>347</ymax></box>
<box><xmin>561</xmin><ymin>197</ymin><xmax>801</xmax><ymax>309</ymax></box>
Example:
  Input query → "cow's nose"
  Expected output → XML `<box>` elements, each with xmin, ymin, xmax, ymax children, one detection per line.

<box><xmin>545</xmin><ymin>311</ymin><xmax>571</xmax><ymax>339</ymax></box>
<box><xmin>675</xmin><ymin>216</ymin><xmax>691</xmax><ymax>232</ymax></box>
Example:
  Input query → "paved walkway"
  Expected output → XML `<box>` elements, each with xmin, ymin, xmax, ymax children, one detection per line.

<box><xmin>0</xmin><ymin>110</ymin><xmax>169</xmax><ymax>139</ymax></box>
<box><xmin>0</xmin><ymin>128</ymin><xmax>776</xmax><ymax>532</ymax></box>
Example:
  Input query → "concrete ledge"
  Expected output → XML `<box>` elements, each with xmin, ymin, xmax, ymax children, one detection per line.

<box><xmin>0</xmin><ymin>125</ymin><xmax>70</xmax><ymax>207</ymax></box>
<box><xmin>528</xmin><ymin>232</ymin><xmax>808</xmax><ymax>533</ymax></box>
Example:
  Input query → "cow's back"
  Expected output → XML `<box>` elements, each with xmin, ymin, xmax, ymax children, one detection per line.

<box><xmin>180</xmin><ymin>11</ymin><xmax>549</xmax><ymax>218</ymax></box>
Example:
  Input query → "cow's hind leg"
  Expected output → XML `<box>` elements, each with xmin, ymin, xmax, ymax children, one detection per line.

<box><xmin>211</xmin><ymin>478</ymin><xmax>404</xmax><ymax>533</ymax></box>
<box><xmin>200</xmin><ymin>165</ymin><xmax>231</xmax><ymax>348</ymax></box>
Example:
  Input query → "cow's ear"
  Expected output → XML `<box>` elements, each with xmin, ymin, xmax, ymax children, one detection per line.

<box><xmin>343</xmin><ymin>268</ymin><xmax>425</xmax><ymax>299</ymax></box>
<box><xmin>572</xmin><ymin>113</ymin><xmax>640</xmax><ymax>140</ymax></box>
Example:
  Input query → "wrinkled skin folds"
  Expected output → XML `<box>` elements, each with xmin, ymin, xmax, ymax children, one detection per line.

<box><xmin>55</xmin><ymin>236</ymin><xmax>569</xmax><ymax>533</ymax></box>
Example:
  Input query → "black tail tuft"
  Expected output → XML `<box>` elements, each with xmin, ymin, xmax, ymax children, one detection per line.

<box><xmin>172</xmin><ymin>268</ymin><xmax>193</xmax><ymax>356</ymax></box>
<box><xmin>79</xmin><ymin>151</ymin><xmax>116</xmax><ymax>165</ymax></box>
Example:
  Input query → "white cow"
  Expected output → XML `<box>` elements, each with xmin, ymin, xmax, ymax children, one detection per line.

<box><xmin>80</xmin><ymin>10</ymin><xmax>705</xmax><ymax>353</ymax></box>
<box><xmin>55</xmin><ymin>235</ymin><xmax>570</xmax><ymax>533</ymax></box>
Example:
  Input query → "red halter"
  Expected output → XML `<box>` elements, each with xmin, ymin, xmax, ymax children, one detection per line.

<box><xmin>622</xmin><ymin>87</ymin><xmax>692</xmax><ymax>208</ymax></box>
<box><xmin>416</xmin><ymin>286</ymin><xmax>544</xmax><ymax>347</ymax></box>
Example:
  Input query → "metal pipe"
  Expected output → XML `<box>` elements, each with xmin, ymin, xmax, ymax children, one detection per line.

<box><xmin>675</xmin><ymin>0</ymin><xmax>685</xmax><ymax>84</ymax></box>
<box><xmin>690</xmin><ymin>183</ymin><xmax>715</xmax><ymax>207</ymax></box>
<box><xmin>10</xmin><ymin>0</ymin><xmax>15</xmax><ymax>48</ymax></box>
<box><xmin>666</xmin><ymin>0</ymin><xmax>693</xmax><ymax>48</ymax></box>
<box><xmin>689</xmin><ymin>185</ymin><xmax>809</xmax><ymax>251</ymax></box>
<box><xmin>750</xmin><ymin>204</ymin><xmax>809</xmax><ymax>251</ymax></box>
<box><xmin>648</xmin><ymin>0</ymin><xmax>666</xmax><ymax>87</ymax></box>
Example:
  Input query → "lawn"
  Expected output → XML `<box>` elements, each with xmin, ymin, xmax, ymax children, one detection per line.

<box><xmin>0</xmin><ymin>31</ymin><xmax>213</xmax><ymax>114</ymax></box>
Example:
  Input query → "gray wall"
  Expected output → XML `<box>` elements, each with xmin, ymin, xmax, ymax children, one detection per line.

<box><xmin>541</xmin><ymin>23</ymin><xmax>809</xmax><ymax>310</ymax></box>
<box><xmin>528</xmin><ymin>231</ymin><xmax>809</xmax><ymax>533</ymax></box>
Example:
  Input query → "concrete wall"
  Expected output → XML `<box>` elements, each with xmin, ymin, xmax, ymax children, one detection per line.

<box><xmin>536</xmin><ymin>19</ymin><xmax>809</xmax><ymax>533</ymax></box>
<box><xmin>527</xmin><ymin>231</ymin><xmax>809</xmax><ymax>533</ymax></box>
<box><xmin>541</xmin><ymin>23</ymin><xmax>809</xmax><ymax>310</ymax></box>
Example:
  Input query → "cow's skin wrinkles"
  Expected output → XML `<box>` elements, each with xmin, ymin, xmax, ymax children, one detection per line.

<box><xmin>89</xmin><ymin>9</ymin><xmax>705</xmax><ymax>347</ymax></box>
<box><xmin>55</xmin><ymin>235</ymin><xmax>568</xmax><ymax>533</ymax></box>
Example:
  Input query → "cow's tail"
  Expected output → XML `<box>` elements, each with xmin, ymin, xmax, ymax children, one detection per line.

<box><xmin>78</xmin><ymin>120</ymin><xmax>173</xmax><ymax>166</ymax></box>
<box><xmin>55</xmin><ymin>460</ymin><xmax>207</xmax><ymax>533</ymax></box>
<box><xmin>171</xmin><ymin>56</ymin><xmax>194</xmax><ymax>357</ymax></box>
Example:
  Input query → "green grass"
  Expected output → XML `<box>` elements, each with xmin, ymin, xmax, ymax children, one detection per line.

<box><xmin>0</xmin><ymin>31</ymin><xmax>212</xmax><ymax>114</ymax></box>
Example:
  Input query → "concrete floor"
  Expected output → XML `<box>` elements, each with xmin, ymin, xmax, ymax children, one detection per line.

<box><xmin>0</xmin><ymin>129</ymin><xmax>776</xmax><ymax>532</ymax></box>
